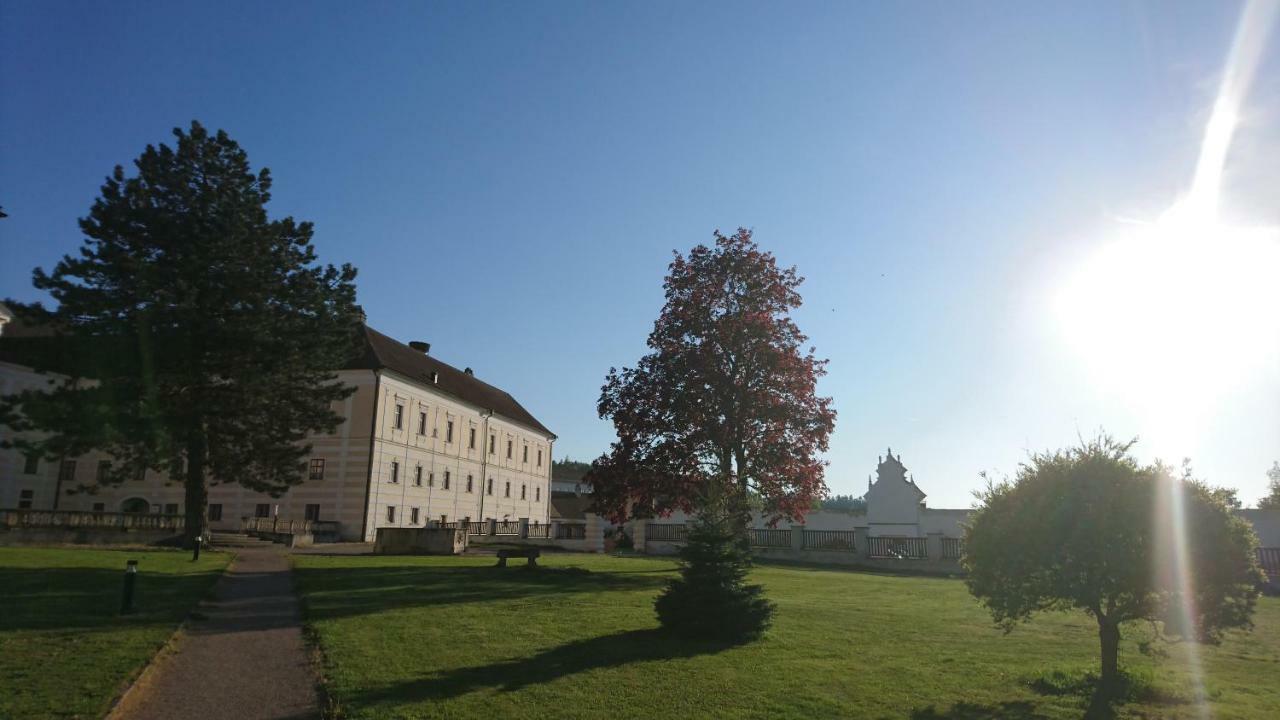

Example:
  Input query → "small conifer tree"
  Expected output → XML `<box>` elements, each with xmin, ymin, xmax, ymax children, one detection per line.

<box><xmin>654</xmin><ymin>492</ymin><xmax>775</xmax><ymax>641</ymax></box>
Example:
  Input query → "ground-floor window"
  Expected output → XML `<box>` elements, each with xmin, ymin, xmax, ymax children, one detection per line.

<box><xmin>96</xmin><ymin>460</ymin><xmax>111</xmax><ymax>483</ymax></box>
<box><xmin>304</xmin><ymin>504</ymin><xmax>320</xmax><ymax>521</ymax></box>
<box><xmin>308</xmin><ymin>458</ymin><xmax>325</xmax><ymax>480</ymax></box>
<box><xmin>92</xmin><ymin>502</ymin><xmax>105</xmax><ymax>512</ymax></box>
<box><xmin>255</xmin><ymin>503</ymin><xmax>270</xmax><ymax>518</ymax></box>
<box><xmin>386</xmin><ymin>505</ymin><xmax>396</xmax><ymax>523</ymax></box>
<box><xmin>164</xmin><ymin>503</ymin><xmax>179</xmax><ymax>515</ymax></box>
<box><xmin>58</xmin><ymin>459</ymin><xmax>76</xmax><ymax>484</ymax></box>
<box><xmin>23</xmin><ymin>454</ymin><xmax>38</xmax><ymax>474</ymax></box>
<box><xmin>410</xmin><ymin>507</ymin><xmax>420</xmax><ymax>525</ymax></box>
<box><xmin>18</xmin><ymin>489</ymin><xmax>33</xmax><ymax>509</ymax></box>
<box><xmin>208</xmin><ymin>504</ymin><xmax>223</xmax><ymax>521</ymax></box>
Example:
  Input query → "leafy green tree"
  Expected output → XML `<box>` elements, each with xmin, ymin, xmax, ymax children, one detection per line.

<box><xmin>1258</xmin><ymin>462</ymin><xmax>1280</xmax><ymax>509</ymax></box>
<box><xmin>0</xmin><ymin>122</ymin><xmax>359</xmax><ymax>544</ymax></box>
<box><xmin>964</xmin><ymin>436</ymin><xmax>1263</xmax><ymax>690</ymax></box>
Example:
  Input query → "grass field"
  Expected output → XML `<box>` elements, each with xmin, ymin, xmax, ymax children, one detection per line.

<box><xmin>295</xmin><ymin>552</ymin><xmax>1280</xmax><ymax>720</ymax></box>
<box><xmin>0</xmin><ymin>546</ymin><xmax>230</xmax><ymax>720</ymax></box>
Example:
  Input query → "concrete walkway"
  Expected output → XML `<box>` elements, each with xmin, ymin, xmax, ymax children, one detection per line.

<box><xmin>112</xmin><ymin>544</ymin><xmax>321</xmax><ymax>720</ymax></box>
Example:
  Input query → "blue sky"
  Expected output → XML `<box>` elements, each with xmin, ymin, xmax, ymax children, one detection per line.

<box><xmin>2</xmin><ymin>1</ymin><xmax>1277</xmax><ymax>507</ymax></box>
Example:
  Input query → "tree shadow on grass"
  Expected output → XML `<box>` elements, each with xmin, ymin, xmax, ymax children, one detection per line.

<box><xmin>294</xmin><ymin>564</ymin><xmax>670</xmax><ymax>622</ymax></box>
<box><xmin>341</xmin><ymin>627</ymin><xmax>738</xmax><ymax>709</ymax></box>
<box><xmin>0</xmin><ymin>565</ymin><xmax>226</xmax><ymax>632</ymax></box>
<box><xmin>910</xmin><ymin>701</ymin><xmax>1048</xmax><ymax>720</ymax></box>
<box><xmin>1028</xmin><ymin>668</ymin><xmax>1191</xmax><ymax>720</ymax></box>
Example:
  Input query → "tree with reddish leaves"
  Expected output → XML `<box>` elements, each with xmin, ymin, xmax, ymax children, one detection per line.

<box><xmin>589</xmin><ymin>228</ymin><xmax>836</xmax><ymax>527</ymax></box>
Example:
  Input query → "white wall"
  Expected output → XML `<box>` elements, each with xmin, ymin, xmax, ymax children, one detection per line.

<box><xmin>362</xmin><ymin>369</ymin><xmax>553</xmax><ymax>541</ymax></box>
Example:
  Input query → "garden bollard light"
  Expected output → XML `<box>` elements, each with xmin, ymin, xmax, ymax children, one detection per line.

<box><xmin>192</xmin><ymin>535</ymin><xmax>202</xmax><ymax>562</ymax></box>
<box><xmin>121</xmin><ymin>560</ymin><xmax>138</xmax><ymax>614</ymax></box>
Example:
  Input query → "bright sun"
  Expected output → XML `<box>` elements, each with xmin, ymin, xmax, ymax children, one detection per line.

<box><xmin>1054</xmin><ymin>1</ymin><xmax>1280</xmax><ymax>458</ymax></box>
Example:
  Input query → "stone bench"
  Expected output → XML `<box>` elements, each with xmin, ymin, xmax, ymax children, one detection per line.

<box><xmin>495</xmin><ymin>546</ymin><xmax>540</xmax><ymax>568</ymax></box>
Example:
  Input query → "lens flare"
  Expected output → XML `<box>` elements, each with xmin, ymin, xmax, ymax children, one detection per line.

<box><xmin>1056</xmin><ymin>2</ymin><xmax>1277</xmax><ymax>712</ymax></box>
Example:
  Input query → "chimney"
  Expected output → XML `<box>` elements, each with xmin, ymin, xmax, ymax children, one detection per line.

<box><xmin>464</xmin><ymin>367</ymin><xmax>473</xmax><ymax>376</ymax></box>
<box><xmin>408</xmin><ymin>341</ymin><xmax>430</xmax><ymax>354</ymax></box>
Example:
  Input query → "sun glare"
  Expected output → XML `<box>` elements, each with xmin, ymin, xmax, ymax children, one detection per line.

<box><xmin>1055</xmin><ymin>0</ymin><xmax>1280</xmax><ymax>460</ymax></box>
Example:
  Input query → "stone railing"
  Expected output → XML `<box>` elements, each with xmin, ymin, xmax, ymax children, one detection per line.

<box><xmin>640</xmin><ymin>522</ymin><xmax>966</xmax><ymax>573</ymax></box>
<box><xmin>0</xmin><ymin>508</ymin><xmax>185</xmax><ymax>531</ymax></box>
<box><xmin>803</xmin><ymin>529</ymin><xmax>857</xmax><ymax>551</ymax></box>
<box><xmin>240</xmin><ymin>517</ymin><xmax>336</xmax><ymax>535</ymax></box>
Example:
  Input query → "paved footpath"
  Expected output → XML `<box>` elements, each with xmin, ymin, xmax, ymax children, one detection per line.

<box><xmin>112</xmin><ymin>545</ymin><xmax>321</xmax><ymax>720</ymax></box>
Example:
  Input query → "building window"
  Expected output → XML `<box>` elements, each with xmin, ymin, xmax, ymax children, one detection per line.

<box><xmin>523</xmin><ymin>446</ymin><xmax>528</xmax><ymax>463</ymax></box>
<box><xmin>487</xmin><ymin>478</ymin><xmax>493</xmax><ymax>495</ymax></box>
<box><xmin>504</xmin><ymin>481</ymin><xmax>511</xmax><ymax>498</ymax></box>
<box><xmin>414</xmin><ymin>466</ymin><xmax>423</xmax><ymax>486</ymax></box>
<box><xmin>446</xmin><ymin>420</ymin><xmax>454</xmax><ymax>443</ymax></box>
<box><xmin>309</xmin><ymin>458</ymin><xmax>326</xmax><ymax>480</ymax></box>
<box><xmin>410</xmin><ymin>507</ymin><xmax>420</xmax><ymax>525</ymax></box>
<box><xmin>390</xmin><ymin>460</ymin><xmax>399</xmax><ymax>483</ymax></box>
<box><xmin>255</xmin><ymin>503</ymin><xmax>271</xmax><ymax>518</ymax></box>
<box><xmin>537</xmin><ymin>449</ymin><xmax>542</xmax><ymax>467</ymax></box>
<box><xmin>521</xmin><ymin>484</ymin><xmax>526</xmax><ymax>500</ymax></box>
<box><xmin>18</xmin><ymin>489</ymin><xmax>34</xmax><ymax>509</ymax></box>
<box><xmin>394</xmin><ymin>403</ymin><xmax>404</xmax><ymax>430</ymax></box>
<box><xmin>92</xmin><ymin>502</ymin><xmax>106</xmax><ymax>513</ymax></box>
<box><xmin>58</xmin><ymin>460</ymin><xmax>76</xmax><ymax>483</ymax></box>
<box><xmin>469</xmin><ymin>427</ymin><xmax>476</xmax><ymax>449</ymax></box>
<box><xmin>386</xmin><ymin>505</ymin><xmax>396</xmax><ymax>523</ymax></box>
<box><xmin>506</xmin><ymin>440</ymin><xmax>513</xmax><ymax>459</ymax></box>
<box><xmin>418</xmin><ymin>411</ymin><xmax>427</xmax><ymax>435</ymax></box>
<box><xmin>164</xmin><ymin>503</ymin><xmax>179</xmax><ymax>515</ymax></box>
<box><xmin>536</xmin><ymin>487</ymin><xmax>541</xmax><ymax>502</ymax></box>
<box><xmin>489</xmin><ymin>434</ymin><xmax>496</xmax><ymax>454</ymax></box>
<box><xmin>305</xmin><ymin>504</ymin><xmax>321</xmax><ymax>521</ymax></box>
<box><xmin>23</xmin><ymin>454</ymin><xmax>38</xmax><ymax>475</ymax></box>
<box><xmin>96</xmin><ymin>460</ymin><xmax>112</xmax><ymax>483</ymax></box>
<box><xmin>443</xmin><ymin>471</ymin><xmax>451</xmax><ymax>490</ymax></box>
<box><xmin>466</xmin><ymin>475</ymin><xmax>474</xmax><ymax>493</ymax></box>
<box><xmin>208</xmin><ymin>504</ymin><xmax>224</xmax><ymax>521</ymax></box>
<box><xmin>428</xmin><ymin>472</ymin><xmax>435</xmax><ymax>488</ymax></box>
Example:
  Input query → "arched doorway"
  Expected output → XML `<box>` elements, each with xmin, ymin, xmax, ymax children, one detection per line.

<box><xmin>120</xmin><ymin>497</ymin><xmax>150</xmax><ymax>514</ymax></box>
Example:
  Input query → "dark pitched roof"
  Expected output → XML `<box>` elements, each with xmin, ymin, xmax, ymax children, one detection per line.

<box><xmin>348</xmin><ymin>325</ymin><xmax>554</xmax><ymax>438</ymax></box>
<box><xmin>550</xmin><ymin>493</ymin><xmax>591</xmax><ymax>520</ymax></box>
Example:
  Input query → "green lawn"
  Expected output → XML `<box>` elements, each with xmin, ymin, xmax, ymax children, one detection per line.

<box><xmin>0</xmin><ymin>546</ymin><xmax>230</xmax><ymax>720</ymax></box>
<box><xmin>295</xmin><ymin>553</ymin><xmax>1280</xmax><ymax>720</ymax></box>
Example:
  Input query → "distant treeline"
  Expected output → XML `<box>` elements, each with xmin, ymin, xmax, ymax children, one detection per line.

<box><xmin>552</xmin><ymin>458</ymin><xmax>593</xmax><ymax>483</ymax></box>
<box><xmin>818</xmin><ymin>494</ymin><xmax>867</xmax><ymax>513</ymax></box>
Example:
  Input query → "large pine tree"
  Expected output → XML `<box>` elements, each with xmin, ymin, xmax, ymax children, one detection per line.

<box><xmin>1</xmin><ymin>122</ymin><xmax>359</xmax><ymax>544</ymax></box>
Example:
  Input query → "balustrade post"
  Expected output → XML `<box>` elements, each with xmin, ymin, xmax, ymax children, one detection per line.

<box><xmin>790</xmin><ymin>524</ymin><xmax>805</xmax><ymax>551</ymax></box>
<box><xmin>853</xmin><ymin>527</ymin><xmax>870</xmax><ymax>558</ymax></box>
<box><xmin>630</xmin><ymin>519</ymin><xmax>647</xmax><ymax>553</ymax></box>
<box><xmin>926</xmin><ymin>532</ymin><xmax>943</xmax><ymax>561</ymax></box>
<box><xmin>518</xmin><ymin>517</ymin><xmax>529</xmax><ymax>539</ymax></box>
<box><xmin>550</xmin><ymin>520</ymin><xmax>562</xmax><ymax>540</ymax></box>
<box><xmin>487</xmin><ymin>517</ymin><xmax>497</xmax><ymax>536</ymax></box>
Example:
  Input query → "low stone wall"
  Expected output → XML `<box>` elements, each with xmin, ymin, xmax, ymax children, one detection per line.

<box><xmin>0</xmin><ymin>525</ymin><xmax>179</xmax><ymax>546</ymax></box>
<box><xmin>374</xmin><ymin>527</ymin><xmax>467</xmax><ymax>555</ymax></box>
<box><xmin>642</xmin><ymin>523</ymin><xmax>965</xmax><ymax>575</ymax></box>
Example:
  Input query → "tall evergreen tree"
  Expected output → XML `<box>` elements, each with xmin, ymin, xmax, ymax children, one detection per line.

<box><xmin>0</xmin><ymin>122</ymin><xmax>359</xmax><ymax>544</ymax></box>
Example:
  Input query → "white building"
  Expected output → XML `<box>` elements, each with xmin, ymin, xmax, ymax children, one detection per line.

<box><xmin>0</xmin><ymin>314</ymin><xmax>555</xmax><ymax>542</ymax></box>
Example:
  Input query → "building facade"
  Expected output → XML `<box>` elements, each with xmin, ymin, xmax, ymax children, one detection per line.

<box><xmin>0</xmin><ymin>315</ymin><xmax>555</xmax><ymax>542</ymax></box>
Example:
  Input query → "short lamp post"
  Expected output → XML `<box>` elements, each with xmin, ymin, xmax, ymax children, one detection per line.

<box><xmin>121</xmin><ymin>560</ymin><xmax>138</xmax><ymax>614</ymax></box>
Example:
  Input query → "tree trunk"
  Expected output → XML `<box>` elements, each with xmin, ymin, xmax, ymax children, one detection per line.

<box><xmin>1097</xmin><ymin>615</ymin><xmax>1121</xmax><ymax>691</ymax></box>
<box><xmin>183</xmin><ymin>431</ymin><xmax>208</xmax><ymax>547</ymax></box>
